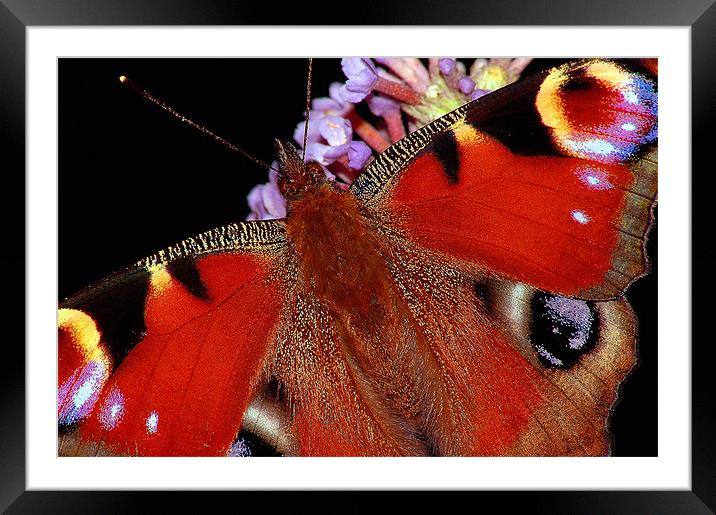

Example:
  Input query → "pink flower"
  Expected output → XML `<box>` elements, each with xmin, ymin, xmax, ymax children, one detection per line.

<box><xmin>318</xmin><ymin>115</ymin><xmax>352</xmax><ymax>147</ymax></box>
<box><xmin>347</xmin><ymin>141</ymin><xmax>372</xmax><ymax>170</ymax></box>
<box><xmin>458</xmin><ymin>76</ymin><xmax>476</xmax><ymax>95</ymax></box>
<box><xmin>246</xmin><ymin>165</ymin><xmax>287</xmax><ymax>221</ymax></box>
<box><xmin>438</xmin><ymin>58</ymin><xmax>456</xmax><ymax>75</ymax></box>
<box><xmin>339</xmin><ymin>58</ymin><xmax>379</xmax><ymax>103</ymax></box>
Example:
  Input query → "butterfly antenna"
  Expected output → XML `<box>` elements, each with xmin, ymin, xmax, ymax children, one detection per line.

<box><xmin>118</xmin><ymin>75</ymin><xmax>280</xmax><ymax>173</ymax></box>
<box><xmin>301</xmin><ymin>58</ymin><xmax>313</xmax><ymax>162</ymax></box>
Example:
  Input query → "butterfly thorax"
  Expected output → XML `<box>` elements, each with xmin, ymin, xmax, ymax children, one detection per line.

<box><xmin>275</xmin><ymin>138</ymin><xmax>392</xmax><ymax>316</ymax></box>
<box><xmin>279</xmin><ymin>167</ymin><xmax>428</xmax><ymax>449</ymax></box>
<box><xmin>285</xmin><ymin>180</ymin><xmax>390</xmax><ymax>318</ymax></box>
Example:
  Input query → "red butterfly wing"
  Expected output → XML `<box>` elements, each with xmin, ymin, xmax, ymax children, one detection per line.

<box><xmin>343</xmin><ymin>59</ymin><xmax>656</xmax><ymax>455</ymax></box>
<box><xmin>352</xmin><ymin>60</ymin><xmax>657</xmax><ymax>299</ymax></box>
<box><xmin>58</xmin><ymin>221</ymin><xmax>287</xmax><ymax>456</ymax></box>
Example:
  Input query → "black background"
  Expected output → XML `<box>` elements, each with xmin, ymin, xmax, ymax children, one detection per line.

<box><xmin>58</xmin><ymin>58</ymin><xmax>657</xmax><ymax>457</ymax></box>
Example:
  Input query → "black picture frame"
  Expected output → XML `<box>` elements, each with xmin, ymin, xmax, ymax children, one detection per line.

<box><xmin>2</xmin><ymin>1</ymin><xmax>712</xmax><ymax>512</ymax></box>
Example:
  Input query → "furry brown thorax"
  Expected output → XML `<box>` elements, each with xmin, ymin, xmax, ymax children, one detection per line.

<box><xmin>275</xmin><ymin>139</ymin><xmax>389</xmax><ymax>320</ymax></box>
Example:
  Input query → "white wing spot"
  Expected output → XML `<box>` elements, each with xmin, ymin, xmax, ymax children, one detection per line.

<box><xmin>146</xmin><ymin>411</ymin><xmax>159</xmax><ymax>434</ymax></box>
<box><xmin>571</xmin><ymin>210</ymin><xmax>590</xmax><ymax>224</ymax></box>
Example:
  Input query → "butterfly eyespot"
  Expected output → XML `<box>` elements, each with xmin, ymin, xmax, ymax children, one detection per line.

<box><xmin>529</xmin><ymin>292</ymin><xmax>599</xmax><ymax>369</ymax></box>
<box><xmin>229</xmin><ymin>383</ymin><xmax>297</xmax><ymax>457</ymax></box>
<box><xmin>536</xmin><ymin>60</ymin><xmax>657</xmax><ymax>164</ymax></box>
<box><xmin>57</xmin><ymin>309</ymin><xmax>111</xmax><ymax>426</ymax></box>
<box><xmin>227</xmin><ymin>431</ymin><xmax>282</xmax><ymax>457</ymax></box>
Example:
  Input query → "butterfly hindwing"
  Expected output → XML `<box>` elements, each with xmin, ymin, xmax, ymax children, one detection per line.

<box><xmin>477</xmin><ymin>278</ymin><xmax>638</xmax><ymax>455</ymax></box>
<box><xmin>352</xmin><ymin>59</ymin><xmax>657</xmax><ymax>300</ymax></box>
<box><xmin>58</xmin><ymin>220</ymin><xmax>287</xmax><ymax>456</ymax></box>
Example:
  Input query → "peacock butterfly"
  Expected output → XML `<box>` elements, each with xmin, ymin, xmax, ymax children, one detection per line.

<box><xmin>58</xmin><ymin>58</ymin><xmax>657</xmax><ymax>457</ymax></box>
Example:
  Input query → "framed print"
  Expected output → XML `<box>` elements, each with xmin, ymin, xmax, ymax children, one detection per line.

<box><xmin>55</xmin><ymin>56</ymin><xmax>660</xmax><ymax>461</ymax></box>
<box><xmin>2</xmin><ymin>0</ymin><xmax>713</xmax><ymax>512</ymax></box>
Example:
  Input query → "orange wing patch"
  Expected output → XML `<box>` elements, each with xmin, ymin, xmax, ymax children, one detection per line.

<box><xmin>388</xmin><ymin>121</ymin><xmax>649</xmax><ymax>298</ymax></box>
<box><xmin>58</xmin><ymin>309</ymin><xmax>111</xmax><ymax>426</ymax></box>
<box><xmin>78</xmin><ymin>254</ymin><xmax>284</xmax><ymax>456</ymax></box>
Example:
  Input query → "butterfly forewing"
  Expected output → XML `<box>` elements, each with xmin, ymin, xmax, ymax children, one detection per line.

<box><xmin>352</xmin><ymin>59</ymin><xmax>657</xmax><ymax>300</ymax></box>
<box><xmin>59</xmin><ymin>220</ymin><xmax>288</xmax><ymax>456</ymax></box>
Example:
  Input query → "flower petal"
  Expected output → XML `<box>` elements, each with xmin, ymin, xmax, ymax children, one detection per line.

<box><xmin>312</xmin><ymin>96</ymin><xmax>342</xmax><ymax>113</ymax></box>
<box><xmin>347</xmin><ymin>141</ymin><xmax>372</xmax><ymax>170</ymax></box>
<box><xmin>246</xmin><ymin>184</ymin><xmax>269</xmax><ymax>220</ymax></box>
<box><xmin>293</xmin><ymin>111</ymin><xmax>325</xmax><ymax>147</ymax></box>
<box><xmin>458</xmin><ymin>76</ymin><xmax>476</xmax><ymax>95</ymax></box>
<box><xmin>471</xmin><ymin>89</ymin><xmax>489</xmax><ymax>101</ymax></box>
<box><xmin>438</xmin><ymin>58</ymin><xmax>456</xmax><ymax>75</ymax></box>
<box><xmin>261</xmin><ymin>181</ymin><xmax>287</xmax><ymax>219</ymax></box>
<box><xmin>340</xmin><ymin>58</ymin><xmax>379</xmax><ymax>103</ymax></box>
<box><xmin>305</xmin><ymin>141</ymin><xmax>350</xmax><ymax>165</ymax></box>
<box><xmin>328</xmin><ymin>82</ymin><xmax>346</xmax><ymax>104</ymax></box>
<box><xmin>367</xmin><ymin>94</ymin><xmax>400</xmax><ymax>117</ymax></box>
<box><xmin>318</xmin><ymin>115</ymin><xmax>352</xmax><ymax>147</ymax></box>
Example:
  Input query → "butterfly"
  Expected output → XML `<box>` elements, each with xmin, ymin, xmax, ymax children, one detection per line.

<box><xmin>58</xmin><ymin>58</ymin><xmax>657</xmax><ymax>457</ymax></box>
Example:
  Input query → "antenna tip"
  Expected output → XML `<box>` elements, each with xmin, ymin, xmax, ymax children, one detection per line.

<box><xmin>118</xmin><ymin>75</ymin><xmax>128</xmax><ymax>83</ymax></box>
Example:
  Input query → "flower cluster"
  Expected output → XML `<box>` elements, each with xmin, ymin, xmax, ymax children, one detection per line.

<box><xmin>246</xmin><ymin>57</ymin><xmax>532</xmax><ymax>220</ymax></box>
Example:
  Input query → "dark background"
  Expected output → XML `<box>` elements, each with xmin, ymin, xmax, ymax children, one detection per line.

<box><xmin>58</xmin><ymin>58</ymin><xmax>657</xmax><ymax>457</ymax></box>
